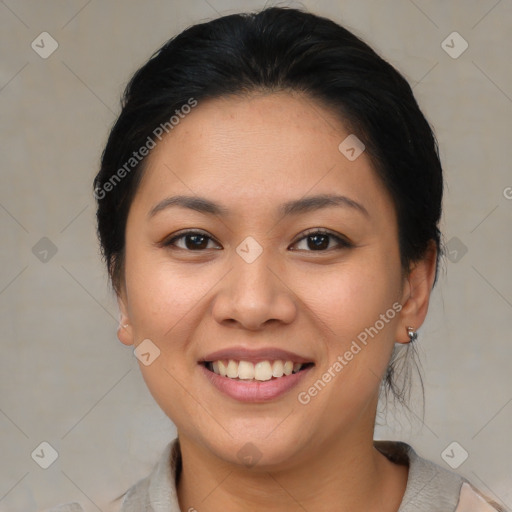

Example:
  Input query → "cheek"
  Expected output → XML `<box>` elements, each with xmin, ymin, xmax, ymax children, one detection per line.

<box><xmin>305</xmin><ymin>254</ymin><xmax>401</xmax><ymax>338</ymax></box>
<box><xmin>299</xmin><ymin>250</ymin><xmax>402</xmax><ymax>392</ymax></box>
<box><xmin>123</xmin><ymin>247</ymin><xmax>211</xmax><ymax>420</ymax></box>
<box><xmin>124</xmin><ymin>244</ymin><xmax>209</xmax><ymax>340</ymax></box>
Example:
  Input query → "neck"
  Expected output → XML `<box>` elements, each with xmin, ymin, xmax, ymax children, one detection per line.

<box><xmin>176</xmin><ymin>426</ymin><xmax>408</xmax><ymax>512</ymax></box>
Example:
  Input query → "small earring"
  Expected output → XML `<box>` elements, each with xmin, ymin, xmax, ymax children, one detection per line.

<box><xmin>121</xmin><ymin>324</ymin><xmax>129</xmax><ymax>329</ymax></box>
<box><xmin>407</xmin><ymin>326</ymin><xmax>418</xmax><ymax>343</ymax></box>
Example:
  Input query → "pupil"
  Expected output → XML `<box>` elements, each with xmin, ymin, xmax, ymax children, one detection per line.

<box><xmin>187</xmin><ymin>235</ymin><xmax>207</xmax><ymax>250</ymax></box>
<box><xmin>308</xmin><ymin>234</ymin><xmax>328</xmax><ymax>250</ymax></box>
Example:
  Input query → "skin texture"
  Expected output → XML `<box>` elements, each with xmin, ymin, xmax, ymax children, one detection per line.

<box><xmin>116</xmin><ymin>91</ymin><xmax>437</xmax><ymax>511</ymax></box>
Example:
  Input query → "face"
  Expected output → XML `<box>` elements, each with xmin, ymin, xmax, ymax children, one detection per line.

<box><xmin>117</xmin><ymin>91</ymin><xmax>430</xmax><ymax>470</ymax></box>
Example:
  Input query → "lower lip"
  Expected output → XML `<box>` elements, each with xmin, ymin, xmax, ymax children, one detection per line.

<box><xmin>199</xmin><ymin>364</ymin><xmax>313</xmax><ymax>402</ymax></box>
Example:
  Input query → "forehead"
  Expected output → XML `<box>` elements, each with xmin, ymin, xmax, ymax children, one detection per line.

<box><xmin>133</xmin><ymin>92</ymin><xmax>394</xmax><ymax>221</ymax></box>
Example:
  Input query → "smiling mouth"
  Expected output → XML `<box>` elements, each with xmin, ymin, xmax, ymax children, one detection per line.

<box><xmin>201</xmin><ymin>359</ymin><xmax>315</xmax><ymax>381</ymax></box>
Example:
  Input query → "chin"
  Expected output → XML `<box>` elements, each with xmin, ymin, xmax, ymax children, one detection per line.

<box><xmin>201</xmin><ymin>428</ymin><xmax>310</xmax><ymax>471</ymax></box>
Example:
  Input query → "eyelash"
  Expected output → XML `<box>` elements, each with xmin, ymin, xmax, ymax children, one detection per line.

<box><xmin>161</xmin><ymin>228</ymin><xmax>353</xmax><ymax>252</ymax></box>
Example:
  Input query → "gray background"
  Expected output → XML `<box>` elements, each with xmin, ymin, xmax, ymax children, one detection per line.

<box><xmin>0</xmin><ymin>0</ymin><xmax>511</xmax><ymax>510</ymax></box>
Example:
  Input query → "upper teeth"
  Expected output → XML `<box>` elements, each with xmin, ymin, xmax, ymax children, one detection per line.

<box><xmin>210</xmin><ymin>360</ymin><xmax>304</xmax><ymax>381</ymax></box>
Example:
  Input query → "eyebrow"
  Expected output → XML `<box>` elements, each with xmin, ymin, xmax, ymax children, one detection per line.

<box><xmin>148</xmin><ymin>193</ymin><xmax>369</xmax><ymax>219</ymax></box>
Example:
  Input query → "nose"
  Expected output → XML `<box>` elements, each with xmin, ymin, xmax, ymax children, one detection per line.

<box><xmin>211</xmin><ymin>248</ymin><xmax>297</xmax><ymax>331</ymax></box>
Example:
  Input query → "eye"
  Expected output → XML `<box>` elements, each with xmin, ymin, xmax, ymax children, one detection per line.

<box><xmin>289</xmin><ymin>229</ymin><xmax>353</xmax><ymax>252</ymax></box>
<box><xmin>161</xmin><ymin>228</ymin><xmax>352</xmax><ymax>252</ymax></box>
<box><xmin>162</xmin><ymin>230</ymin><xmax>222</xmax><ymax>251</ymax></box>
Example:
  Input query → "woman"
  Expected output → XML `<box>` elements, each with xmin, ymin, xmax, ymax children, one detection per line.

<box><xmin>53</xmin><ymin>6</ymin><xmax>506</xmax><ymax>512</ymax></box>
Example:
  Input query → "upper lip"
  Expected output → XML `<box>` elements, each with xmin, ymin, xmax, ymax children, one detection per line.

<box><xmin>200</xmin><ymin>347</ymin><xmax>314</xmax><ymax>364</ymax></box>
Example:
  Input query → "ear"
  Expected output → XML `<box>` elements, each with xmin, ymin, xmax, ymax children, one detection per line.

<box><xmin>117</xmin><ymin>290</ymin><xmax>134</xmax><ymax>347</ymax></box>
<box><xmin>396</xmin><ymin>240</ymin><xmax>438</xmax><ymax>344</ymax></box>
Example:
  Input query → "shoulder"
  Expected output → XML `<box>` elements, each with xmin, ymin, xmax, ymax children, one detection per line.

<box><xmin>118</xmin><ymin>438</ymin><xmax>181</xmax><ymax>511</ymax></box>
<box><xmin>45</xmin><ymin>439</ymin><xmax>180</xmax><ymax>512</ymax></box>
<box><xmin>44</xmin><ymin>499</ymin><xmax>122</xmax><ymax>512</ymax></box>
<box><xmin>374</xmin><ymin>440</ymin><xmax>507</xmax><ymax>512</ymax></box>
